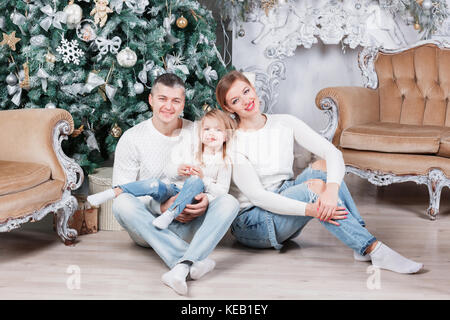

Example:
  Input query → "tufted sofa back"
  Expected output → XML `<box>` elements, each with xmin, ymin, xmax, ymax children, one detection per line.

<box><xmin>375</xmin><ymin>44</ymin><xmax>450</xmax><ymax>127</ymax></box>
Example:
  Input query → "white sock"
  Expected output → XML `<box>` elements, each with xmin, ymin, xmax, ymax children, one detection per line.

<box><xmin>369</xmin><ymin>242</ymin><xmax>423</xmax><ymax>274</ymax></box>
<box><xmin>87</xmin><ymin>189</ymin><xmax>116</xmax><ymax>207</ymax></box>
<box><xmin>354</xmin><ymin>251</ymin><xmax>371</xmax><ymax>262</ymax></box>
<box><xmin>161</xmin><ymin>263</ymin><xmax>189</xmax><ymax>295</ymax></box>
<box><xmin>152</xmin><ymin>209</ymin><xmax>176</xmax><ymax>229</ymax></box>
<box><xmin>190</xmin><ymin>258</ymin><xmax>216</xmax><ymax>280</ymax></box>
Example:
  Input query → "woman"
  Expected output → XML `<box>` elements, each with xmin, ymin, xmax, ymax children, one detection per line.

<box><xmin>216</xmin><ymin>70</ymin><xmax>423</xmax><ymax>274</ymax></box>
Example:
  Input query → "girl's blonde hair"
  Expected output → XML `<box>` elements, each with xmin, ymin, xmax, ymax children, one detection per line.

<box><xmin>196</xmin><ymin>109</ymin><xmax>237</xmax><ymax>166</ymax></box>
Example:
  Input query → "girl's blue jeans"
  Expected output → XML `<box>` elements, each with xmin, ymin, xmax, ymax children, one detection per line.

<box><xmin>230</xmin><ymin>166</ymin><xmax>377</xmax><ymax>256</ymax></box>
<box><xmin>117</xmin><ymin>175</ymin><xmax>205</xmax><ymax>217</ymax></box>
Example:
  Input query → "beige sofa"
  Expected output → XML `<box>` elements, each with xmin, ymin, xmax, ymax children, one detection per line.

<box><xmin>315</xmin><ymin>41</ymin><xmax>450</xmax><ymax>220</ymax></box>
<box><xmin>0</xmin><ymin>108</ymin><xmax>84</xmax><ymax>243</ymax></box>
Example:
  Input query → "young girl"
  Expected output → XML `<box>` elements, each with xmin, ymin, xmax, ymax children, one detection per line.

<box><xmin>87</xmin><ymin>109</ymin><xmax>236</xmax><ymax>230</ymax></box>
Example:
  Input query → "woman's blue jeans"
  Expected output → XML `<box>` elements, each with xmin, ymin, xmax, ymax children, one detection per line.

<box><xmin>118</xmin><ymin>176</ymin><xmax>205</xmax><ymax>217</ymax></box>
<box><xmin>230</xmin><ymin>166</ymin><xmax>377</xmax><ymax>256</ymax></box>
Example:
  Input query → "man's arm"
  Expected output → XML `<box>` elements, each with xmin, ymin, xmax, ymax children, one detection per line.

<box><xmin>112</xmin><ymin>133</ymin><xmax>162</xmax><ymax>214</ymax></box>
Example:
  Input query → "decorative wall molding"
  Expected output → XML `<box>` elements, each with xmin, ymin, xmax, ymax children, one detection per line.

<box><xmin>235</xmin><ymin>1</ymin><xmax>450</xmax><ymax>116</ymax></box>
<box><xmin>242</xmin><ymin>60</ymin><xmax>286</xmax><ymax>114</ymax></box>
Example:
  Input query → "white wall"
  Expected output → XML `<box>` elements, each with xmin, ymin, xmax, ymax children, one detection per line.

<box><xmin>232</xmin><ymin>0</ymin><xmax>450</xmax><ymax>133</ymax></box>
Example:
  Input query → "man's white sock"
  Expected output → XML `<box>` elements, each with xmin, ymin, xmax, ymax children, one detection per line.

<box><xmin>87</xmin><ymin>189</ymin><xmax>116</xmax><ymax>207</ymax></box>
<box><xmin>152</xmin><ymin>209</ymin><xmax>176</xmax><ymax>229</ymax></box>
<box><xmin>190</xmin><ymin>258</ymin><xmax>216</xmax><ymax>280</ymax></box>
<box><xmin>369</xmin><ymin>242</ymin><xmax>423</xmax><ymax>274</ymax></box>
<box><xmin>354</xmin><ymin>251</ymin><xmax>371</xmax><ymax>262</ymax></box>
<box><xmin>161</xmin><ymin>263</ymin><xmax>189</xmax><ymax>295</ymax></box>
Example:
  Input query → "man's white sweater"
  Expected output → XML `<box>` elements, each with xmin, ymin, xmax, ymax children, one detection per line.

<box><xmin>112</xmin><ymin>117</ymin><xmax>196</xmax><ymax>213</ymax></box>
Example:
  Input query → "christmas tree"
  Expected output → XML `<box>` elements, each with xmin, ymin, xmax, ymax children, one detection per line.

<box><xmin>0</xmin><ymin>0</ymin><xmax>229</xmax><ymax>174</ymax></box>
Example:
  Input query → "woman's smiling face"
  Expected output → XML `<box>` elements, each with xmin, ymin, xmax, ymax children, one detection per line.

<box><xmin>224</xmin><ymin>80</ymin><xmax>261</xmax><ymax>118</ymax></box>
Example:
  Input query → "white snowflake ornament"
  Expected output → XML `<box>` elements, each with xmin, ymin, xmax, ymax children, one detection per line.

<box><xmin>56</xmin><ymin>34</ymin><xmax>85</xmax><ymax>65</ymax></box>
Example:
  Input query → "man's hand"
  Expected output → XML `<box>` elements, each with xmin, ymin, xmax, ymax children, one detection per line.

<box><xmin>175</xmin><ymin>193</ymin><xmax>209</xmax><ymax>223</ymax></box>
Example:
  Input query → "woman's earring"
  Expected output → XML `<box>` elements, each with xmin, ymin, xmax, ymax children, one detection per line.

<box><xmin>179</xmin><ymin>110</ymin><xmax>184</xmax><ymax>118</ymax></box>
<box><xmin>229</xmin><ymin>113</ymin><xmax>236</xmax><ymax>119</ymax></box>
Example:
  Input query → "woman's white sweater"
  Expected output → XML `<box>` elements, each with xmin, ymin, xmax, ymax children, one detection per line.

<box><xmin>229</xmin><ymin>113</ymin><xmax>345</xmax><ymax>216</ymax></box>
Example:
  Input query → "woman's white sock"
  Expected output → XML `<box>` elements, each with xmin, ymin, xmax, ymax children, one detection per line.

<box><xmin>87</xmin><ymin>189</ymin><xmax>116</xmax><ymax>207</ymax></box>
<box><xmin>190</xmin><ymin>258</ymin><xmax>216</xmax><ymax>280</ymax></box>
<box><xmin>161</xmin><ymin>263</ymin><xmax>189</xmax><ymax>295</ymax></box>
<box><xmin>369</xmin><ymin>242</ymin><xmax>423</xmax><ymax>274</ymax></box>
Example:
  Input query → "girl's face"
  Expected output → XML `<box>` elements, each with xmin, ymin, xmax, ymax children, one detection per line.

<box><xmin>223</xmin><ymin>80</ymin><xmax>260</xmax><ymax>118</ymax></box>
<box><xmin>201</xmin><ymin>116</ymin><xmax>226</xmax><ymax>150</ymax></box>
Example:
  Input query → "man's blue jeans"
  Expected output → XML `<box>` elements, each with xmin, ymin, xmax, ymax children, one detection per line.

<box><xmin>230</xmin><ymin>166</ymin><xmax>376</xmax><ymax>256</ymax></box>
<box><xmin>112</xmin><ymin>178</ymin><xmax>240</xmax><ymax>269</ymax></box>
<box><xmin>118</xmin><ymin>176</ymin><xmax>205</xmax><ymax>218</ymax></box>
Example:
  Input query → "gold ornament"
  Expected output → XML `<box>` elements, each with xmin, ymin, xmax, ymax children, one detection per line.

<box><xmin>414</xmin><ymin>22</ymin><xmax>421</xmax><ymax>30</ymax></box>
<box><xmin>90</xmin><ymin>0</ymin><xmax>113</xmax><ymax>28</ymax></box>
<box><xmin>0</xmin><ymin>31</ymin><xmax>21</xmax><ymax>51</ymax></box>
<box><xmin>202</xmin><ymin>103</ymin><xmax>212</xmax><ymax>112</ymax></box>
<box><xmin>19</xmin><ymin>62</ymin><xmax>30</xmax><ymax>90</ymax></box>
<box><xmin>110</xmin><ymin>123</ymin><xmax>122</xmax><ymax>138</ymax></box>
<box><xmin>176</xmin><ymin>16</ymin><xmax>188</xmax><ymax>29</ymax></box>
<box><xmin>45</xmin><ymin>51</ymin><xmax>56</xmax><ymax>63</ymax></box>
<box><xmin>416</xmin><ymin>0</ymin><xmax>424</xmax><ymax>5</ymax></box>
<box><xmin>71</xmin><ymin>125</ymin><xmax>85</xmax><ymax>138</ymax></box>
<box><xmin>261</xmin><ymin>0</ymin><xmax>278</xmax><ymax>16</ymax></box>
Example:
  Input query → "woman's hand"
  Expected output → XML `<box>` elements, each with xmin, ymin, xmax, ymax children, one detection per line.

<box><xmin>317</xmin><ymin>183</ymin><xmax>340</xmax><ymax>222</ymax></box>
<box><xmin>305</xmin><ymin>201</ymin><xmax>347</xmax><ymax>226</ymax></box>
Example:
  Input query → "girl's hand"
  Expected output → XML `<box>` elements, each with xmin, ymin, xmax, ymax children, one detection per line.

<box><xmin>317</xmin><ymin>183</ymin><xmax>340</xmax><ymax>222</ymax></box>
<box><xmin>177</xmin><ymin>164</ymin><xmax>192</xmax><ymax>176</ymax></box>
<box><xmin>189</xmin><ymin>166</ymin><xmax>204</xmax><ymax>179</ymax></box>
<box><xmin>305</xmin><ymin>201</ymin><xmax>347</xmax><ymax>226</ymax></box>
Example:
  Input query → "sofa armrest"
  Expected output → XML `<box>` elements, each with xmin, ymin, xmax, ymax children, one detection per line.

<box><xmin>315</xmin><ymin>86</ymin><xmax>380</xmax><ymax>146</ymax></box>
<box><xmin>0</xmin><ymin>108</ymin><xmax>83</xmax><ymax>190</ymax></box>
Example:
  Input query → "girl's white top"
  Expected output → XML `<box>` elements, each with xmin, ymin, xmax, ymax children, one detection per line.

<box><xmin>164</xmin><ymin>142</ymin><xmax>232</xmax><ymax>202</ymax></box>
<box><xmin>229</xmin><ymin>113</ymin><xmax>345</xmax><ymax>215</ymax></box>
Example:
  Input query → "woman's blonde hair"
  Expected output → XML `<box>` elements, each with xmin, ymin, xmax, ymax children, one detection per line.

<box><xmin>196</xmin><ymin>109</ymin><xmax>237</xmax><ymax>166</ymax></box>
<box><xmin>215</xmin><ymin>70</ymin><xmax>254</xmax><ymax>123</ymax></box>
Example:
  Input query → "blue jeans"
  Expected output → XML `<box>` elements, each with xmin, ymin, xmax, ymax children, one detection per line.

<box><xmin>230</xmin><ymin>166</ymin><xmax>376</xmax><ymax>256</ymax></box>
<box><xmin>118</xmin><ymin>176</ymin><xmax>205</xmax><ymax>217</ymax></box>
<box><xmin>112</xmin><ymin>182</ymin><xmax>240</xmax><ymax>269</ymax></box>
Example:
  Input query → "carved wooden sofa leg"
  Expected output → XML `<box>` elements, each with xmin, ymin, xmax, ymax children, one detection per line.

<box><xmin>426</xmin><ymin>169</ymin><xmax>450</xmax><ymax>220</ymax></box>
<box><xmin>346</xmin><ymin>166</ymin><xmax>449</xmax><ymax>220</ymax></box>
<box><xmin>55</xmin><ymin>195</ymin><xmax>79</xmax><ymax>245</ymax></box>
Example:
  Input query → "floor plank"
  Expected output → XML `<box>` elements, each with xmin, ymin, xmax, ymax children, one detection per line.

<box><xmin>1</xmin><ymin>175</ymin><xmax>449</xmax><ymax>299</ymax></box>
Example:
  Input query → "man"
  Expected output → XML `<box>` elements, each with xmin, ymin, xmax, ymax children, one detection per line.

<box><xmin>112</xmin><ymin>73</ymin><xmax>239</xmax><ymax>295</ymax></box>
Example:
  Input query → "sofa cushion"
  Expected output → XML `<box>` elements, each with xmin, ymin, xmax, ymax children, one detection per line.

<box><xmin>438</xmin><ymin>129</ymin><xmax>450</xmax><ymax>158</ymax></box>
<box><xmin>340</xmin><ymin>122</ymin><xmax>444</xmax><ymax>154</ymax></box>
<box><xmin>0</xmin><ymin>160</ymin><xmax>52</xmax><ymax>196</ymax></box>
<box><xmin>0</xmin><ymin>179</ymin><xmax>64</xmax><ymax>223</ymax></box>
<box><xmin>342</xmin><ymin>148</ymin><xmax>450</xmax><ymax>177</ymax></box>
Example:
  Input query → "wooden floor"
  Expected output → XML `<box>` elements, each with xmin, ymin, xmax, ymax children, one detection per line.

<box><xmin>1</xmin><ymin>174</ymin><xmax>449</xmax><ymax>300</ymax></box>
